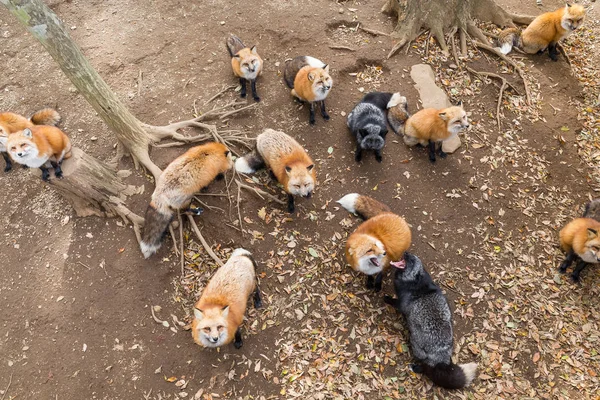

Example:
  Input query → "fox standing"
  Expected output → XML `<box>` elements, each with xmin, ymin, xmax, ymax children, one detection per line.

<box><xmin>139</xmin><ymin>142</ymin><xmax>233</xmax><ymax>259</ymax></box>
<box><xmin>6</xmin><ymin>125</ymin><xmax>71</xmax><ymax>181</ymax></box>
<box><xmin>235</xmin><ymin>128</ymin><xmax>316</xmax><ymax>213</ymax></box>
<box><xmin>0</xmin><ymin>108</ymin><xmax>61</xmax><ymax>172</ymax></box>
<box><xmin>192</xmin><ymin>248</ymin><xmax>262</xmax><ymax>349</ymax></box>
<box><xmin>403</xmin><ymin>103</ymin><xmax>470</xmax><ymax>163</ymax></box>
<box><xmin>384</xmin><ymin>253</ymin><xmax>478</xmax><ymax>389</ymax></box>
<box><xmin>283</xmin><ymin>56</ymin><xmax>333</xmax><ymax>125</ymax></box>
<box><xmin>226</xmin><ymin>34</ymin><xmax>263</xmax><ymax>102</ymax></box>
<box><xmin>337</xmin><ymin>193</ymin><xmax>411</xmax><ymax>291</ymax></box>
<box><xmin>496</xmin><ymin>3</ymin><xmax>585</xmax><ymax>61</ymax></box>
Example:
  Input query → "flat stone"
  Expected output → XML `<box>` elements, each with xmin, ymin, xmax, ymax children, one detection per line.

<box><xmin>442</xmin><ymin>133</ymin><xmax>461</xmax><ymax>153</ymax></box>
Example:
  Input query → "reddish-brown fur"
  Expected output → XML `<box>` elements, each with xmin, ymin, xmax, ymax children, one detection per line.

<box><xmin>292</xmin><ymin>66</ymin><xmax>330</xmax><ymax>102</ymax></box>
<box><xmin>0</xmin><ymin>108</ymin><xmax>60</xmax><ymax>136</ymax></box>
<box><xmin>521</xmin><ymin>4</ymin><xmax>585</xmax><ymax>54</ymax></box>
<box><xmin>231</xmin><ymin>47</ymin><xmax>263</xmax><ymax>78</ymax></box>
<box><xmin>270</xmin><ymin>149</ymin><xmax>316</xmax><ymax>195</ymax></box>
<box><xmin>7</xmin><ymin>125</ymin><xmax>71</xmax><ymax>161</ymax></box>
<box><xmin>404</xmin><ymin>106</ymin><xmax>466</xmax><ymax>143</ymax></box>
<box><xmin>560</xmin><ymin>218</ymin><xmax>600</xmax><ymax>256</ymax></box>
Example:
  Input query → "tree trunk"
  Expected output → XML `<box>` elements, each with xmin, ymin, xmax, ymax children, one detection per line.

<box><xmin>1</xmin><ymin>0</ymin><xmax>162</xmax><ymax>179</ymax></box>
<box><xmin>382</xmin><ymin>0</ymin><xmax>534</xmax><ymax>58</ymax></box>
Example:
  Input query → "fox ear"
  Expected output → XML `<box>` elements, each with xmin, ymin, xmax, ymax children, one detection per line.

<box><xmin>234</xmin><ymin>55</ymin><xmax>241</xmax><ymax>61</ymax></box>
<box><xmin>323</xmin><ymin>64</ymin><xmax>330</xmax><ymax>74</ymax></box>
<box><xmin>307</xmin><ymin>72</ymin><xmax>316</xmax><ymax>82</ymax></box>
<box><xmin>567</xmin><ymin>3</ymin><xmax>572</xmax><ymax>7</ymax></box>
<box><xmin>285</xmin><ymin>166</ymin><xmax>292</xmax><ymax>175</ymax></box>
<box><xmin>221</xmin><ymin>305</ymin><xmax>230</xmax><ymax>318</ymax></box>
<box><xmin>457</xmin><ymin>100</ymin><xmax>463</xmax><ymax>108</ymax></box>
<box><xmin>438</xmin><ymin>112</ymin><xmax>448</xmax><ymax>121</ymax></box>
<box><xmin>587</xmin><ymin>228</ymin><xmax>598</xmax><ymax>238</ymax></box>
<box><xmin>225</xmin><ymin>150</ymin><xmax>231</xmax><ymax>157</ymax></box>
<box><xmin>306</xmin><ymin>164</ymin><xmax>314</xmax><ymax>172</ymax></box>
<box><xmin>250</xmin><ymin>45</ymin><xmax>258</xmax><ymax>55</ymax></box>
<box><xmin>23</xmin><ymin>128</ymin><xmax>33</xmax><ymax>138</ymax></box>
<box><xmin>193</xmin><ymin>308</ymin><xmax>203</xmax><ymax>320</ymax></box>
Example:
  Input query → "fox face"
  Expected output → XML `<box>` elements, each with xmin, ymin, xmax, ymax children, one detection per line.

<box><xmin>440</xmin><ymin>105</ymin><xmax>470</xmax><ymax>135</ymax></box>
<box><xmin>391</xmin><ymin>252</ymin><xmax>422</xmax><ymax>282</ymax></box>
<box><xmin>7</xmin><ymin>128</ymin><xmax>39</xmax><ymax>163</ymax></box>
<box><xmin>285</xmin><ymin>164</ymin><xmax>315</xmax><ymax>197</ymax></box>
<box><xmin>562</xmin><ymin>4</ymin><xmax>585</xmax><ymax>31</ymax></box>
<box><xmin>359</xmin><ymin>126</ymin><xmax>386</xmax><ymax>151</ymax></box>
<box><xmin>349</xmin><ymin>236</ymin><xmax>387</xmax><ymax>275</ymax></box>
<box><xmin>193</xmin><ymin>306</ymin><xmax>230</xmax><ymax>348</ymax></box>
<box><xmin>580</xmin><ymin>228</ymin><xmax>600</xmax><ymax>263</ymax></box>
<box><xmin>235</xmin><ymin>47</ymin><xmax>262</xmax><ymax>80</ymax></box>
<box><xmin>308</xmin><ymin>65</ymin><xmax>332</xmax><ymax>101</ymax></box>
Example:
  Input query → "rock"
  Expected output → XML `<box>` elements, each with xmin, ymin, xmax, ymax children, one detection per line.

<box><xmin>442</xmin><ymin>134</ymin><xmax>461</xmax><ymax>154</ymax></box>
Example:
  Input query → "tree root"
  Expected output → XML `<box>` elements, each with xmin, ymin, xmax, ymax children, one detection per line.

<box><xmin>465</xmin><ymin>66</ymin><xmax>511</xmax><ymax>130</ymax></box>
<box><xmin>235</xmin><ymin>179</ymin><xmax>286</xmax><ymax>206</ymax></box>
<box><xmin>187</xmin><ymin>215</ymin><xmax>224</xmax><ymax>266</ymax></box>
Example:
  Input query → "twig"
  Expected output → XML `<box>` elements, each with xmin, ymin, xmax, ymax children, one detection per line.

<box><xmin>168</xmin><ymin>224</ymin><xmax>179</xmax><ymax>256</ymax></box>
<box><xmin>236</xmin><ymin>183</ymin><xmax>244</xmax><ymax>234</ymax></box>
<box><xmin>77</xmin><ymin>261</ymin><xmax>91</xmax><ymax>270</ymax></box>
<box><xmin>178</xmin><ymin>213</ymin><xmax>184</xmax><ymax>277</ymax></box>
<box><xmin>556</xmin><ymin>43</ymin><xmax>572</xmax><ymax>66</ymax></box>
<box><xmin>450</xmin><ymin>35</ymin><xmax>460</xmax><ymax>66</ymax></box>
<box><xmin>359</xmin><ymin>26</ymin><xmax>390</xmax><ymax>36</ymax></box>
<box><xmin>219</xmin><ymin>103</ymin><xmax>258</xmax><ymax>120</ymax></box>
<box><xmin>203</xmin><ymin>85</ymin><xmax>236</xmax><ymax>107</ymax></box>
<box><xmin>1</xmin><ymin>373</ymin><xmax>12</xmax><ymax>400</ymax></box>
<box><xmin>235</xmin><ymin>179</ymin><xmax>286</xmax><ymax>205</ymax></box>
<box><xmin>193</xmin><ymin>193</ymin><xmax>227</xmax><ymax>197</ymax></box>
<box><xmin>459</xmin><ymin>28</ymin><xmax>467</xmax><ymax>57</ymax></box>
<box><xmin>187</xmin><ymin>215</ymin><xmax>224</xmax><ymax>266</ymax></box>
<box><xmin>329</xmin><ymin>45</ymin><xmax>356</xmax><ymax>51</ymax></box>
<box><xmin>425</xmin><ymin>32</ymin><xmax>432</xmax><ymax>59</ymax></box>
<box><xmin>192</xmin><ymin>196</ymin><xmax>225</xmax><ymax>212</ymax></box>
<box><xmin>137</xmin><ymin>70</ymin><xmax>143</xmax><ymax>96</ymax></box>
<box><xmin>466</xmin><ymin>66</ymin><xmax>511</xmax><ymax>130</ymax></box>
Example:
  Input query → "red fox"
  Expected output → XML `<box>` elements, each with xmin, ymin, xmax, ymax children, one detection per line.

<box><xmin>283</xmin><ymin>56</ymin><xmax>333</xmax><ymax>125</ymax></box>
<box><xmin>404</xmin><ymin>104</ymin><xmax>469</xmax><ymax>163</ymax></box>
<box><xmin>559</xmin><ymin>217</ymin><xmax>600</xmax><ymax>282</ymax></box>
<box><xmin>235</xmin><ymin>128</ymin><xmax>316</xmax><ymax>213</ymax></box>
<box><xmin>0</xmin><ymin>108</ymin><xmax>61</xmax><ymax>172</ymax></box>
<box><xmin>6</xmin><ymin>126</ymin><xmax>71</xmax><ymax>181</ymax></box>
<box><xmin>497</xmin><ymin>3</ymin><xmax>585</xmax><ymax>60</ymax></box>
<box><xmin>191</xmin><ymin>248</ymin><xmax>262</xmax><ymax>349</ymax></box>
<box><xmin>338</xmin><ymin>193</ymin><xmax>411</xmax><ymax>291</ymax></box>
<box><xmin>140</xmin><ymin>142</ymin><xmax>233</xmax><ymax>258</ymax></box>
<box><xmin>226</xmin><ymin>34</ymin><xmax>263</xmax><ymax>102</ymax></box>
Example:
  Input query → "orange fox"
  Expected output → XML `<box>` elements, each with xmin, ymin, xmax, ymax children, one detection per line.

<box><xmin>0</xmin><ymin>108</ymin><xmax>61</xmax><ymax>172</ymax></box>
<box><xmin>283</xmin><ymin>56</ymin><xmax>333</xmax><ymax>125</ymax></box>
<box><xmin>497</xmin><ymin>4</ymin><xmax>585</xmax><ymax>60</ymax></box>
<box><xmin>226</xmin><ymin>34</ymin><xmax>263</xmax><ymax>102</ymax></box>
<box><xmin>338</xmin><ymin>193</ymin><xmax>411</xmax><ymax>291</ymax></box>
<box><xmin>140</xmin><ymin>142</ymin><xmax>233</xmax><ymax>258</ymax></box>
<box><xmin>6</xmin><ymin>126</ymin><xmax>71</xmax><ymax>181</ymax></box>
<box><xmin>404</xmin><ymin>104</ymin><xmax>469</xmax><ymax>163</ymax></box>
<box><xmin>559</xmin><ymin>217</ymin><xmax>600</xmax><ymax>282</ymax></box>
<box><xmin>235</xmin><ymin>128</ymin><xmax>316</xmax><ymax>213</ymax></box>
<box><xmin>191</xmin><ymin>248</ymin><xmax>262</xmax><ymax>349</ymax></box>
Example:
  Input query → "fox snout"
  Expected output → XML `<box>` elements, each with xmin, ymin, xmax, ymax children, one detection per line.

<box><xmin>304</xmin><ymin>191</ymin><xmax>312</xmax><ymax>199</ymax></box>
<box><xmin>210</xmin><ymin>336</ymin><xmax>219</xmax><ymax>343</ymax></box>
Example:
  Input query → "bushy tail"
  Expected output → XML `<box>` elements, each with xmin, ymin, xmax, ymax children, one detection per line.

<box><xmin>495</xmin><ymin>28</ymin><xmax>521</xmax><ymax>55</ymax></box>
<box><xmin>283</xmin><ymin>59</ymin><xmax>295</xmax><ymax>89</ymax></box>
<box><xmin>420</xmin><ymin>362</ymin><xmax>477</xmax><ymax>390</ymax></box>
<box><xmin>226</xmin><ymin>34</ymin><xmax>246</xmax><ymax>57</ymax></box>
<box><xmin>234</xmin><ymin>147</ymin><xmax>265</xmax><ymax>174</ymax></box>
<box><xmin>30</xmin><ymin>108</ymin><xmax>61</xmax><ymax>126</ymax></box>
<box><xmin>583</xmin><ymin>199</ymin><xmax>600</xmax><ymax>221</ymax></box>
<box><xmin>386</xmin><ymin>93</ymin><xmax>410</xmax><ymax>135</ymax></box>
<box><xmin>140</xmin><ymin>202</ymin><xmax>174</xmax><ymax>259</ymax></box>
<box><xmin>337</xmin><ymin>193</ymin><xmax>391</xmax><ymax>220</ymax></box>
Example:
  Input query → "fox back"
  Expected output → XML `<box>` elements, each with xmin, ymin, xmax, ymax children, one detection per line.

<box><xmin>192</xmin><ymin>249</ymin><xmax>257</xmax><ymax>348</ymax></box>
<box><xmin>0</xmin><ymin>112</ymin><xmax>32</xmax><ymax>137</ymax></box>
<box><xmin>227</xmin><ymin>35</ymin><xmax>263</xmax><ymax>81</ymax></box>
<box><xmin>347</xmin><ymin>100</ymin><xmax>388</xmax><ymax>152</ymax></box>
<box><xmin>284</xmin><ymin>56</ymin><xmax>332</xmax><ymax>102</ymax></box>
<box><xmin>560</xmin><ymin>218</ymin><xmax>600</xmax><ymax>263</ymax></box>
<box><xmin>6</xmin><ymin>126</ymin><xmax>71</xmax><ymax>168</ymax></box>
<box><xmin>405</xmin><ymin>105</ymin><xmax>469</xmax><ymax>142</ymax></box>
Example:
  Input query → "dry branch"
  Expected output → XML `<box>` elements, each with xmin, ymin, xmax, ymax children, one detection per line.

<box><xmin>329</xmin><ymin>45</ymin><xmax>356</xmax><ymax>51</ymax></box>
<box><xmin>187</xmin><ymin>215</ymin><xmax>224</xmax><ymax>266</ymax></box>
<box><xmin>235</xmin><ymin>179</ymin><xmax>286</xmax><ymax>205</ymax></box>
<box><xmin>359</xmin><ymin>26</ymin><xmax>390</xmax><ymax>36</ymax></box>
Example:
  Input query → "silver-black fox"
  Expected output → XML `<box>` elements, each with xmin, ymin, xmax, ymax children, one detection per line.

<box><xmin>384</xmin><ymin>253</ymin><xmax>477</xmax><ymax>389</ymax></box>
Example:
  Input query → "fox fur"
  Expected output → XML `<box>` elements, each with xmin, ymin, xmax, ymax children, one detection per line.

<box><xmin>235</xmin><ymin>128</ymin><xmax>316</xmax><ymax>213</ymax></box>
<box><xmin>338</xmin><ymin>193</ymin><xmax>411</xmax><ymax>291</ymax></box>
<box><xmin>496</xmin><ymin>3</ymin><xmax>585</xmax><ymax>60</ymax></box>
<box><xmin>283</xmin><ymin>56</ymin><xmax>333</xmax><ymax>125</ymax></box>
<box><xmin>583</xmin><ymin>199</ymin><xmax>600</xmax><ymax>222</ymax></box>
<box><xmin>6</xmin><ymin>125</ymin><xmax>71</xmax><ymax>181</ymax></box>
<box><xmin>226</xmin><ymin>34</ymin><xmax>263</xmax><ymax>101</ymax></box>
<box><xmin>404</xmin><ymin>104</ymin><xmax>470</xmax><ymax>163</ymax></box>
<box><xmin>0</xmin><ymin>108</ymin><xmax>61</xmax><ymax>172</ymax></box>
<box><xmin>140</xmin><ymin>142</ymin><xmax>233</xmax><ymax>258</ymax></box>
<box><xmin>347</xmin><ymin>92</ymin><xmax>407</xmax><ymax>163</ymax></box>
<box><xmin>558</xmin><ymin>216</ymin><xmax>600</xmax><ymax>282</ymax></box>
<box><xmin>192</xmin><ymin>248</ymin><xmax>262</xmax><ymax>349</ymax></box>
<box><xmin>384</xmin><ymin>253</ymin><xmax>478</xmax><ymax>389</ymax></box>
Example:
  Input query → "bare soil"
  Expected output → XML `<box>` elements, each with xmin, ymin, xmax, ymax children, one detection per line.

<box><xmin>1</xmin><ymin>0</ymin><xmax>599</xmax><ymax>399</ymax></box>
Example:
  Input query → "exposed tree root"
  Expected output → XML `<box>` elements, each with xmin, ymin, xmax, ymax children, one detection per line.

<box><xmin>187</xmin><ymin>215</ymin><xmax>224</xmax><ymax>267</ymax></box>
<box><xmin>235</xmin><ymin>179</ymin><xmax>287</xmax><ymax>206</ymax></box>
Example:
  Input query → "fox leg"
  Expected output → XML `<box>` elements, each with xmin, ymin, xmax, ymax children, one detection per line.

<box><xmin>548</xmin><ymin>42</ymin><xmax>559</xmax><ymax>62</ymax></box>
<box><xmin>437</xmin><ymin>145</ymin><xmax>447</xmax><ymax>159</ymax></box>
<box><xmin>355</xmin><ymin>143</ymin><xmax>363</xmax><ymax>163</ymax></box>
<box><xmin>558</xmin><ymin>250</ymin><xmax>576</xmax><ymax>273</ymax></box>
<box><xmin>374</xmin><ymin>149</ymin><xmax>383</xmax><ymax>163</ymax></box>
<box><xmin>233</xmin><ymin>327</ymin><xmax>243</xmax><ymax>349</ymax></box>
<box><xmin>50</xmin><ymin>161</ymin><xmax>64</xmax><ymax>179</ymax></box>
<box><xmin>571</xmin><ymin>260</ymin><xmax>588</xmax><ymax>283</ymax></box>
<box><xmin>239</xmin><ymin>78</ymin><xmax>247</xmax><ymax>98</ymax></box>
<box><xmin>286</xmin><ymin>193</ymin><xmax>295</xmax><ymax>213</ymax></box>
<box><xmin>253</xmin><ymin>286</ymin><xmax>262</xmax><ymax>308</ymax></box>
<box><xmin>40</xmin><ymin>166</ymin><xmax>51</xmax><ymax>181</ymax></box>
<box><xmin>309</xmin><ymin>102</ymin><xmax>316</xmax><ymax>125</ymax></box>
<box><xmin>250</xmin><ymin>79</ymin><xmax>260</xmax><ymax>102</ymax></box>
<box><xmin>374</xmin><ymin>271</ymin><xmax>384</xmax><ymax>292</ymax></box>
<box><xmin>428</xmin><ymin>140</ymin><xmax>437</xmax><ymax>163</ymax></box>
<box><xmin>366</xmin><ymin>275</ymin><xmax>375</xmax><ymax>289</ymax></box>
<box><xmin>320</xmin><ymin>101</ymin><xmax>330</xmax><ymax>120</ymax></box>
<box><xmin>2</xmin><ymin>152</ymin><xmax>12</xmax><ymax>172</ymax></box>
<box><xmin>183</xmin><ymin>206</ymin><xmax>203</xmax><ymax>216</ymax></box>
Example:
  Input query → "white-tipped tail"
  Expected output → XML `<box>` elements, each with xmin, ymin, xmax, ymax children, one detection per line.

<box><xmin>387</xmin><ymin>93</ymin><xmax>406</xmax><ymax>108</ymax></box>
<box><xmin>337</xmin><ymin>193</ymin><xmax>359</xmax><ymax>213</ymax></box>
<box><xmin>140</xmin><ymin>241</ymin><xmax>160</xmax><ymax>259</ymax></box>
<box><xmin>235</xmin><ymin>157</ymin><xmax>255</xmax><ymax>174</ymax></box>
<box><xmin>232</xmin><ymin>248</ymin><xmax>252</xmax><ymax>257</ymax></box>
<box><xmin>459</xmin><ymin>363</ymin><xmax>478</xmax><ymax>386</ymax></box>
<box><xmin>304</xmin><ymin>56</ymin><xmax>326</xmax><ymax>68</ymax></box>
<box><xmin>498</xmin><ymin>43</ymin><xmax>512</xmax><ymax>55</ymax></box>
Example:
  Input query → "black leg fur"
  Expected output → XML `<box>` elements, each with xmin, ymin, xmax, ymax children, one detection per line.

<box><xmin>571</xmin><ymin>260</ymin><xmax>588</xmax><ymax>283</ymax></box>
<box><xmin>287</xmin><ymin>194</ymin><xmax>295</xmax><ymax>213</ymax></box>
<box><xmin>375</xmin><ymin>149</ymin><xmax>383</xmax><ymax>163</ymax></box>
<box><xmin>40</xmin><ymin>166</ymin><xmax>50</xmax><ymax>182</ymax></box>
<box><xmin>559</xmin><ymin>250</ymin><xmax>576</xmax><ymax>273</ymax></box>
<box><xmin>2</xmin><ymin>152</ymin><xmax>12</xmax><ymax>172</ymax></box>
<box><xmin>253</xmin><ymin>287</ymin><xmax>262</xmax><ymax>308</ymax></box>
<box><xmin>309</xmin><ymin>103</ymin><xmax>316</xmax><ymax>125</ymax></box>
<box><xmin>234</xmin><ymin>327</ymin><xmax>243</xmax><ymax>349</ymax></box>
<box><xmin>437</xmin><ymin>147</ymin><xmax>447</xmax><ymax>159</ymax></box>
<box><xmin>184</xmin><ymin>206</ymin><xmax>204</xmax><ymax>216</ymax></box>
<box><xmin>355</xmin><ymin>144</ymin><xmax>363</xmax><ymax>163</ymax></box>
<box><xmin>320</xmin><ymin>101</ymin><xmax>330</xmax><ymax>120</ymax></box>
<box><xmin>239</xmin><ymin>78</ymin><xmax>247</xmax><ymax>98</ymax></box>
<box><xmin>374</xmin><ymin>272</ymin><xmax>383</xmax><ymax>292</ymax></box>
<box><xmin>251</xmin><ymin>79</ymin><xmax>260</xmax><ymax>102</ymax></box>
<box><xmin>215</xmin><ymin>173</ymin><xmax>224</xmax><ymax>181</ymax></box>
<box><xmin>548</xmin><ymin>43</ymin><xmax>559</xmax><ymax>62</ymax></box>
<box><xmin>366</xmin><ymin>275</ymin><xmax>374</xmax><ymax>289</ymax></box>
<box><xmin>50</xmin><ymin>161</ymin><xmax>63</xmax><ymax>179</ymax></box>
<box><xmin>428</xmin><ymin>140</ymin><xmax>436</xmax><ymax>163</ymax></box>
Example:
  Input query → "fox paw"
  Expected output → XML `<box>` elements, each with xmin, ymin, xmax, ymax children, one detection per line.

<box><xmin>571</xmin><ymin>273</ymin><xmax>581</xmax><ymax>283</ymax></box>
<box><xmin>558</xmin><ymin>263</ymin><xmax>568</xmax><ymax>273</ymax></box>
<box><xmin>4</xmin><ymin>165</ymin><xmax>12</xmax><ymax>173</ymax></box>
<box><xmin>253</xmin><ymin>96</ymin><xmax>261</xmax><ymax>102</ymax></box>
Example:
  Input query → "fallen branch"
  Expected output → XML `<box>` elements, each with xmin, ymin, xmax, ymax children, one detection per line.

<box><xmin>329</xmin><ymin>45</ymin><xmax>356</xmax><ymax>51</ymax></box>
<box><xmin>466</xmin><ymin>66</ymin><xmax>513</xmax><ymax>130</ymax></box>
<box><xmin>235</xmin><ymin>179</ymin><xmax>286</xmax><ymax>205</ymax></box>
<box><xmin>187</xmin><ymin>215</ymin><xmax>224</xmax><ymax>266</ymax></box>
<box><xmin>178</xmin><ymin>213</ymin><xmax>184</xmax><ymax>276</ymax></box>
<box><xmin>556</xmin><ymin>42</ymin><xmax>571</xmax><ymax>66</ymax></box>
<box><xmin>168</xmin><ymin>224</ymin><xmax>179</xmax><ymax>257</ymax></box>
<box><xmin>203</xmin><ymin>84</ymin><xmax>236</xmax><ymax>106</ymax></box>
<box><xmin>359</xmin><ymin>26</ymin><xmax>390</xmax><ymax>36</ymax></box>
<box><xmin>1</xmin><ymin>373</ymin><xmax>12</xmax><ymax>400</ymax></box>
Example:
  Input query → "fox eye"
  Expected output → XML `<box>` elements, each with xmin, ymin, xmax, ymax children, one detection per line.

<box><xmin>217</xmin><ymin>325</ymin><xmax>224</xmax><ymax>330</ymax></box>
<box><xmin>294</xmin><ymin>184</ymin><xmax>301</xmax><ymax>189</ymax></box>
<box><xmin>203</xmin><ymin>327</ymin><xmax>211</xmax><ymax>333</ymax></box>
<box><xmin>592</xmin><ymin>246</ymin><xmax>599</xmax><ymax>251</ymax></box>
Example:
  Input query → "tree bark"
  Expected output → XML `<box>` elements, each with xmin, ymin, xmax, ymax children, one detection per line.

<box><xmin>1</xmin><ymin>0</ymin><xmax>162</xmax><ymax>179</ymax></box>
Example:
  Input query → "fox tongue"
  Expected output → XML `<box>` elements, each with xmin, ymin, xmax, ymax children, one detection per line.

<box><xmin>390</xmin><ymin>260</ymin><xmax>406</xmax><ymax>269</ymax></box>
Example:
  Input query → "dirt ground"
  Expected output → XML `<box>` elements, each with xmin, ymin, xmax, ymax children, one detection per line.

<box><xmin>1</xmin><ymin>0</ymin><xmax>599</xmax><ymax>399</ymax></box>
